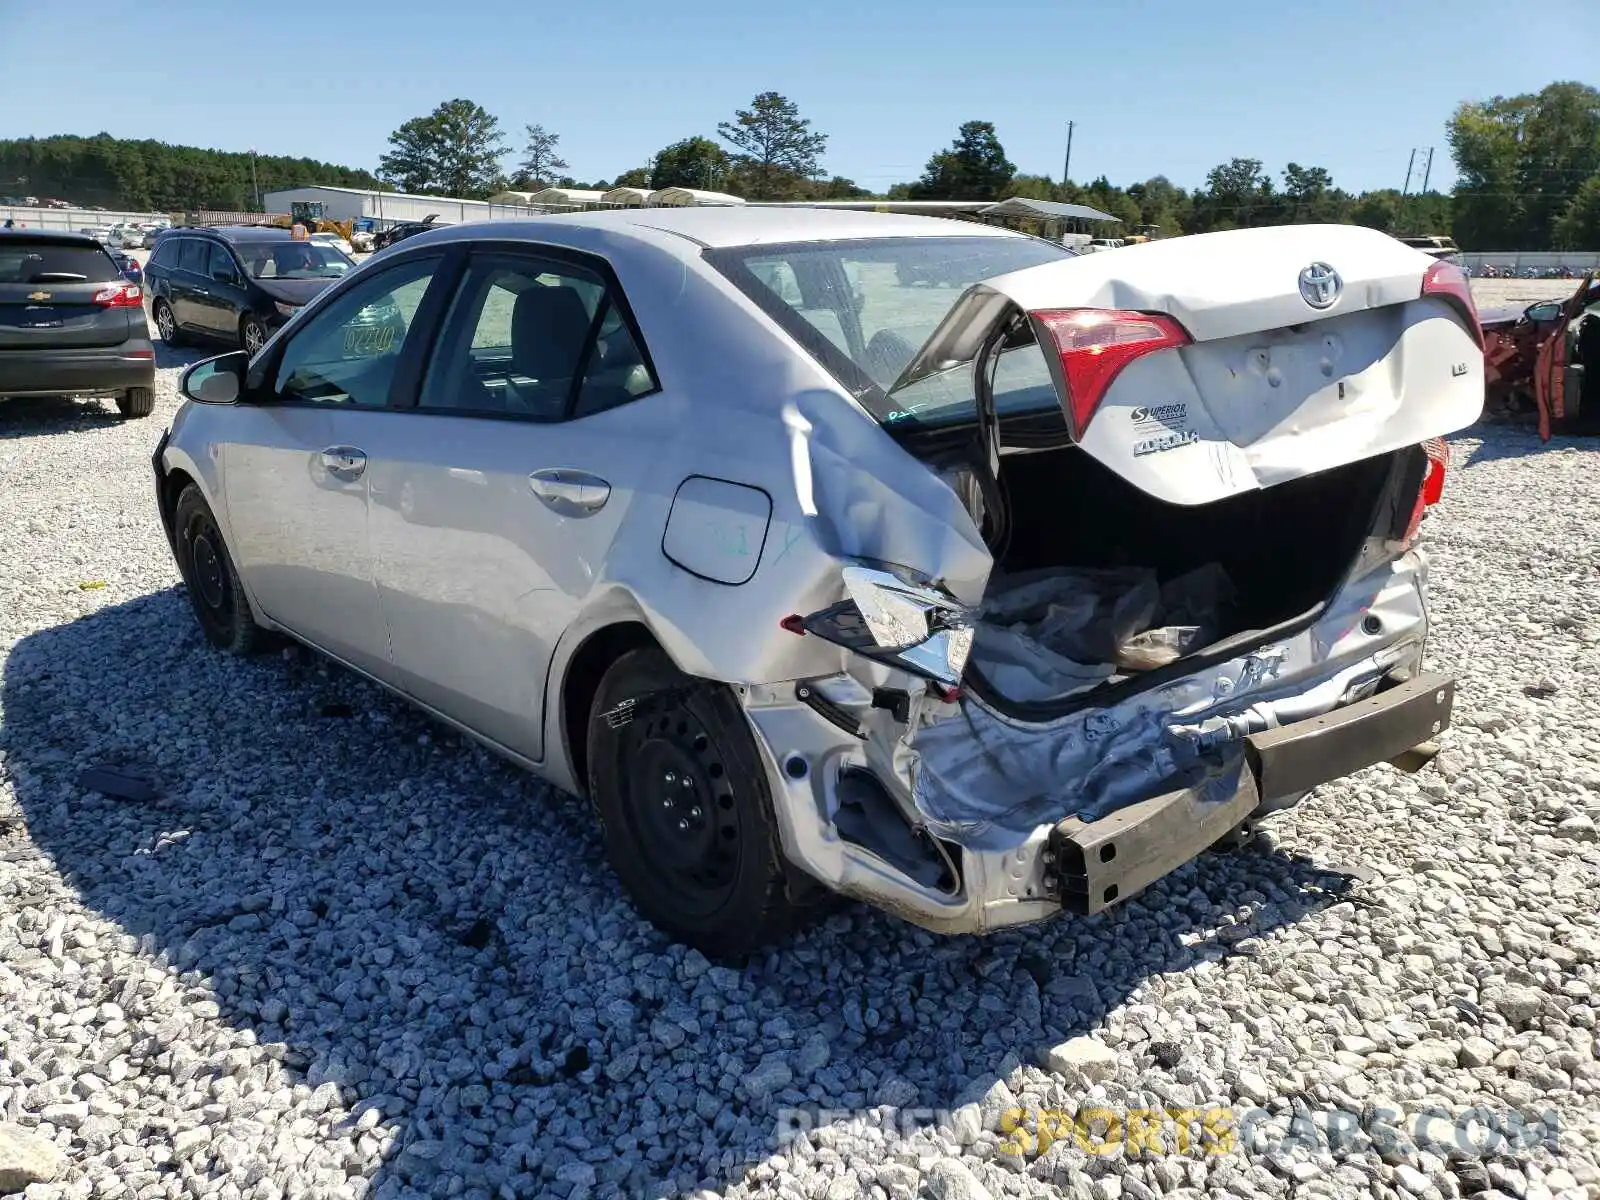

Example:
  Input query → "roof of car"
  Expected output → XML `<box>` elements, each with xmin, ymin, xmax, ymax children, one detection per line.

<box><xmin>423</xmin><ymin>205</ymin><xmax>1029</xmax><ymax>250</ymax></box>
<box><xmin>172</xmin><ymin>225</ymin><xmax>301</xmax><ymax>243</ymax></box>
<box><xmin>0</xmin><ymin>229</ymin><xmax>103</xmax><ymax>246</ymax></box>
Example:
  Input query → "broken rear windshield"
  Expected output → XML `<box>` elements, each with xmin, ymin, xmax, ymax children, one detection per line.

<box><xmin>705</xmin><ymin>235</ymin><xmax>1070</xmax><ymax>426</ymax></box>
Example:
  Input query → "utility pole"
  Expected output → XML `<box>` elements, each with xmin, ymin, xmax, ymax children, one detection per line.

<box><xmin>1062</xmin><ymin>121</ymin><xmax>1075</xmax><ymax>187</ymax></box>
<box><xmin>249</xmin><ymin>148</ymin><xmax>261</xmax><ymax>211</ymax></box>
<box><xmin>1419</xmin><ymin>147</ymin><xmax>1435</xmax><ymax>195</ymax></box>
<box><xmin>1400</xmin><ymin>148</ymin><xmax>1417</xmax><ymax>198</ymax></box>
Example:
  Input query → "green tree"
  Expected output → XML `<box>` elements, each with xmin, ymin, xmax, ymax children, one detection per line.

<box><xmin>379</xmin><ymin>98</ymin><xmax>508</xmax><ymax>199</ymax></box>
<box><xmin>650</xmin><ymin>136</ymin><xmax>730</xmax><ymax>190</ymax></box>
<box><xmin>514</xmin><ymin>124</ymin><xmax>569</xmax><ymax>190</ymax></box>
<box><xmin>0</xmin><ymin>134</ymin><xmax>385</xmax><ymax>212</ymax></box>
<box><xmin>611</xmin><ymin>166</ymin><xmax>653</xmax><ymax>189</ymax></box>
<box><xmin>1350</xmin><ymin>189</ymin><xmax>1401</xmax><ymax>232</ymax></box>
<box><xmin>1189</xmin><ymin>157</ymin><xmax>1274</xmax><ymax>232</ymax></box>
<box><xmin>1083</xmin><ymin>175</ymin><xmax>1142</xmax><ymax>229</ymax></box>
<box><xmin>1280</xmin><ymin>163</ymin><xmax>1351</xmax><ymax>224</ymax></box>
<box><xmin>909</xmin><ymin>120</ymin><xmax>1016</xmax><ymax>200</ymax></box>
<box><xmin>1125</xmin><ymin>176</ymin><xmax>1191</xmax><ymax>235</ymax></box>
<box><xmin>1449</xmin><ymin>82</ymin><xmax>1600</xmax><ymax>250</ymax></box>
<box><xmin>793</xmin><ymin>175</ymin><xmax>871</xmax><ymax>200</ymax></box>
<box><xmin>717</xmin><ymin>92</ymin><xmax>828</xmax><ymax>200</ymax></box>
<box><xmin>1554</xmin><ymin>176</ymin><xmax>1600</xmax><ymax>249</ymax></box>
<box><xmin>1001</xmin><ymin>173</ymin><xmax>1057</xmax><ymax>201</ymax></box>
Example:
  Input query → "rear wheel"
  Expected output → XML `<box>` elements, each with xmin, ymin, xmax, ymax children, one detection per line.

<box><xmin>115</xmin><ymin>387</ymin><xmax>154</xmax><ymax>419</ymax></box>
<box><xmin>586</xmin><ymin>647</ymin><xmax>812</xmax><ymax>958</ymax></box>
<box><xmin>173</xmin><ymin>484</ymin><xmax>267</xmax><ymax>656</ymax></box>
<box><xmin>153</xmin><ymin>300</ymin><xmax>182</xmax><ymax>346</ymax></box>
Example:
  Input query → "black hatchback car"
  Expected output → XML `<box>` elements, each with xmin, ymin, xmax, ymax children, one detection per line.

<box><xmin>0</xmin><ymin>230</ymin><xmax>156</xmax><ymax>417</ymax></box>
<box><xmin>144</xmin><ymin>226</ymin><xmax>355</xmax><ymax>355</ymax></box>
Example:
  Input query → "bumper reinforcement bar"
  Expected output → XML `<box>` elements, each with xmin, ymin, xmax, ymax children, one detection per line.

<box><xmin>1044</xmin><ymin>672</ymin><xmax>1456</xmax><ymax>916</ymax></box>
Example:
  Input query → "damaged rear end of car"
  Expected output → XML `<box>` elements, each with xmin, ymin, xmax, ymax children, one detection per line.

<box><xmin>716</xmin><ymin>223</ymin><xmax>1480</xmax><ymax>935</ymax></box>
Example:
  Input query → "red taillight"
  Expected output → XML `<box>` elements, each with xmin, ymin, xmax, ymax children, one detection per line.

<box><xmin>92</xmin><ymin>282</ymin><xmax>143</xmax><ymax>308</ymax></box>
<box><xmin>1420</xmin><ymin>261</ymin><xmax>1482</xmax><ymax>349</ymax></box>
<box><xmin>1030</xmin><ymin>308</ymin><xmax>1191</xmax><ymax>438</ymax></box>
<box><xmin>1403</xmin><ymin>437</ymin><xmax>1449</xmax><ymax>542</ymax></box>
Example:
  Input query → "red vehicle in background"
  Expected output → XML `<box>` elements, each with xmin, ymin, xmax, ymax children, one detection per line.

<box><xmin>1482</xmin><ymin>273</ymin><xmax>1599</xmax><ymax>437</ymax></box>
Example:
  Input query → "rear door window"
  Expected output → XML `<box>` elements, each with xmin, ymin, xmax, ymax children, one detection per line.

<box><xmin>0</xmin><ymin>240</ymin><xmax>120</xmax><ymax>284</ymax></box>
<box><xmin>207</xmin><ymin>242</ymin><xmax>240</xmax><ymax>284</ymax></box>
<box><xmin>177</xmin><ymin>239</ymin><xmax>208</xmax><ymax>274</ymax></box>
<box><xmin>418</xmin><ymin>252</ymin><xmax>657</xmax><ymax>421</ymax></box>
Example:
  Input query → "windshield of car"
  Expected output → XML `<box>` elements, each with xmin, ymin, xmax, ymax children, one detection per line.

<box><xmin>237</xmin><ymin>241</ymin><xmax>354</xmax><ymax>281</ymax></box>
<box><xmin>707</xmin><ymin>234</ymin><xmax>1070</xmax><ymax>427</ymax></box>
<box><xmin>0</xmin><ymin>240</ymin><xmax>120</xmax><ymax>284</ymax></box>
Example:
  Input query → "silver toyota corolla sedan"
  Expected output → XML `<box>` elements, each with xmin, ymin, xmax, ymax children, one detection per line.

<box><xmin>153</xmin><ymin>208</ymin><xmax>1482</xmax><ymax>956</ymax></box>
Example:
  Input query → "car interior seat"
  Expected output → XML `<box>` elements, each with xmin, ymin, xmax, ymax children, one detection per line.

<box><xmin>508</xmin><ymin>284</ymin><xmax>591</xmax><ymax>418</ymax></box>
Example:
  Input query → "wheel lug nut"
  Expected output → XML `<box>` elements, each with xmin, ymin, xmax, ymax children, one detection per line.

<box><xmin>663</xmin><ymin>797</ymin><xmax>674</xmax><ymax>808</ymax></box>
<box><xmin>690</xmin><ymin>806</ymin><xmax>702</xmax><ymax>819</ymax></box>
<box><xmin>677</xmin><ymin>819</ymin><xmax>689</xmax><ymax>832</ymax></box>
<box><xmin>681</xmin><ymin>777</ymin><xmax>693</xmax><ymax>789</ymax></box>
<box><xmin>664</xmin><ymin>771</ymin><xmax>676</xmax><ymax>784</ymax></box>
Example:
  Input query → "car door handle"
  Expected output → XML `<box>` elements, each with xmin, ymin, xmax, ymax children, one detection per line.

<box><xmin>528</xmin><ymin>468</ymin><xmax>610</xmax><ymax>516</ymax></box>
<box><xmin>320</xmin><ymin>446</ymin><xmax>367</xmax><ymax>479</ymax></box>
<box><xmin>193</xmin><ymin>288</ymin><xmax>209</xmax><ymax>296</ymax></box>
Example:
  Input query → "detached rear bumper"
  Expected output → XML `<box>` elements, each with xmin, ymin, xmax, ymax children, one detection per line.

<box><xmin>0</xmin><ymin>343</ymin><xmax>156</xmax><ymax>398</ymax></box>
<box><xmin>1046</xmin><ymin>672</ymin><xmax>1455</xmax><ymax>915</ymax></box>
<box><xmin>747</xmin><ymin>658</ymin><xmax>1454</xmax><ymax>936</ymax></box>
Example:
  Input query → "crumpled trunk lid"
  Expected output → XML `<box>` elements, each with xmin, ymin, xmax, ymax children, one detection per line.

<box><xmin>890</xmin><ymin>223</ymin><xmax>1484</xmax><ymax>506</ymax></box>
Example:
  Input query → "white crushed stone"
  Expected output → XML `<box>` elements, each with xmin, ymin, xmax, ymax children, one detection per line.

<box><xmin>1</xmin><ymin>363</ymin><xmax>1597</xmax><ymax>1199</ymax></box>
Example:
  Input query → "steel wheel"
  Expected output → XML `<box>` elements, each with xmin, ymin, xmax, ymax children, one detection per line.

<box><xmin>172</xmin><ymin>484</ymin><xmax>265</xmax><ymax>656</ymax></box>
<box><xmin>616</xmin><ymin>708</ymin><xmax>743</xmax><ymax>915</ymax></box>
<box><xmin>586</xmin><ymin>646</ymin><xmax>816</xmax><ymax>956</ymax></box>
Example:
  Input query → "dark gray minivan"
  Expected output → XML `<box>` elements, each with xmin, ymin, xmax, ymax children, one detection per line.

<box><xmin>144</xmin><ymin>226</ymin><xmax>355</xmax><ymax>357</ymax></box>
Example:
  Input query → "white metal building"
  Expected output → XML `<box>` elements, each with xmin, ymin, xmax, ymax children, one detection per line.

<box><xmin>487</xmin><ymin>190</ymin><xmax>540</xmax><ymax>206</ymax></box>
<box><xmin>262</xmin><ymin>185</ymin><xmax>549</xmax><ymax>228</ymax></box>
<box><xmin>525</xmin><ymin>188</ymin><xmax>607</xmax><ymax>208</ymax></box>
<box><xmin>600</xmin><ymin>186</ymin><xmax>652</xmax><ymax>207</ymax></box>
<box><xmin>648</xmin><ymin>188</ymin><xmax>746</xmax><ymax>207</ymax></box>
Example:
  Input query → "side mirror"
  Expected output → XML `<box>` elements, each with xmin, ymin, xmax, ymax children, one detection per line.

<box><xmin>180</xmin><ymin>352</ymin><xmax>248</xmax><ymax>405</ymax></box>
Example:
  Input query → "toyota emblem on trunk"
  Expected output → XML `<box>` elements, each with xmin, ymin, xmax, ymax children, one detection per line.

<box><xmin>1298</xmin><ymin>262</ymin><xmax>1342</xmax><ymax>309</ymax></box>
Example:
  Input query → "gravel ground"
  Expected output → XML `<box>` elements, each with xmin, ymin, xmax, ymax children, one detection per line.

<box><xmin>1</xmin><ymin>350</ymin><xmax>1599</xmax><ymax>1200</ymax></box>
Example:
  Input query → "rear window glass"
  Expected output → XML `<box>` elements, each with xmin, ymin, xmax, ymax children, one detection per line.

<box><xmin>0</xmin><ymin>240</ymin><xmax>120</xmax><ymax>284</ymax></box>
<box><xmin>178</xmin><ymin>240</ymin><xmax>207</xmax><ymax>273</ymax></box>
<box><xmin>706</xmin><ymin>234</ymin><xmax>1069</xmax><ymax>427</ymax></box>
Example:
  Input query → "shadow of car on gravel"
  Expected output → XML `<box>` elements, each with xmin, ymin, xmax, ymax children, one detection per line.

<box><xmin>1</xmin><ymin>591</ymin><xmax>1373</xmax><ymax>1198</ymax></box>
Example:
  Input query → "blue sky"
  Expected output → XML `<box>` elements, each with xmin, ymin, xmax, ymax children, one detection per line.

<box><xmin>3</xmin><ymin>0</ymin><xmax>1596</xmax><ymax>195</ymax></box>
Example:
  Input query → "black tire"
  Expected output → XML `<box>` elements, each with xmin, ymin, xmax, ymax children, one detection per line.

<box><xmin>172</xmin><ymin>484</ymin><xmax>267</xmax><ymax>656</ymax></box>
<box><xmin>587</xmin><ymin>647</ymin><xmax>811</xmax><ymax>957</ymax></box>
<box><xmin>115</xmin><ymin>387</ymin><xmax>154</xmax><ymax>419</ymax></box>
<box><xmin>152</xmin><ymin>300</ymin><xmax>183</xmax><ymax>346</ymax></box>
<box><xmin>240</xmin><ymin>315</ymin><xmax>268</xmax><ymax>357</ymax></box>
